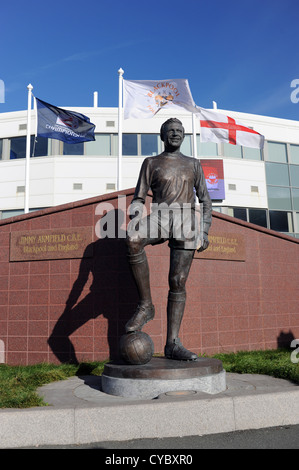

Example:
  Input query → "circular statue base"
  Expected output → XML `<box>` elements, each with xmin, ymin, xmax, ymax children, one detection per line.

<box><xmin>101</xmin><ymin>357</ymin><xmax>226</xmax><ymax>399</ymax></box>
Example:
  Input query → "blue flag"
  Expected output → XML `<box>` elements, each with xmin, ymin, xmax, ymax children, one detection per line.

<box><xmin>36</xmin><ymin>98</ymin><xmax>95</xmax><ymax>144</ymax></box>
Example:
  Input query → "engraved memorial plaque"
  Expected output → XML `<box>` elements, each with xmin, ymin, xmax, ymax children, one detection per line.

<box><xmin>10</xmin><ymin>226</ymin><xmax>93</xmax><ymax>261</ymax></box>
<box><xmin>195</xmin><ymin>232</ymin><xmax>245</xmax><ymax>261</ymax></box>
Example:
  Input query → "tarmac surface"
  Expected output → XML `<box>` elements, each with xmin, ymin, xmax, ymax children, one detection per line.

<box><xmin>1</xmin><ymin>371</ymin><xmax>299</xmax><ymax>448</ymax></box>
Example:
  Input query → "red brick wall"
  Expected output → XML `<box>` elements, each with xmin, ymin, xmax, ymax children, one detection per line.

<box><xmin>0</xmin><ymin>189</ymin><xmax>298</xmax><ymax>365</ymax></box>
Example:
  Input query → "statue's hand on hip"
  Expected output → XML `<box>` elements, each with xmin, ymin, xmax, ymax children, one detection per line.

<box><xmin>197</xmin><ymin>232</ymin><xmax>209</xmax><ymax>252</ymax></box>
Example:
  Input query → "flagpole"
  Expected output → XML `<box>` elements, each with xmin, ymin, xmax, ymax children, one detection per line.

<box><xmin>192</xmin><ymin>113</ymin><xmax>197</xmax><ymax>158</ymax></box>
<box><xmin>24</xmin><ymin>83</ymin><xmax>33</xmax><ymax>214</ymax></box>
<box><xmin>117</xmin><ymin>68</ymin><xmax>124</xmax><ymax>191</ymax></box>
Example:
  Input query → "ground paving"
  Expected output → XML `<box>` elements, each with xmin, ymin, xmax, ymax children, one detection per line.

<box><xmin>1</xmin><ymin>371</ymin><xmax>299</xmax><ymax>448</ymax></box>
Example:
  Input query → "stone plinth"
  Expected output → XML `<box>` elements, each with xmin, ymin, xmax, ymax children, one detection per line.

<box><xmin>101</xmin><ymin>357</ymin><xmax>226</xmax><ymax>399</ymax></box>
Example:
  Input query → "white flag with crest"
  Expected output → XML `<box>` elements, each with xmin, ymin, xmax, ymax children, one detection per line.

<box><xmin>123</xmin><ymin>79</ymin><xmax>198</xmax><ymax>119</ymax></box>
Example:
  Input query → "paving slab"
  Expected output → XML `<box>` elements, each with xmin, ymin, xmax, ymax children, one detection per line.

<box><xmin>0</xmin><ymin>372</ymin><xmax>298</xmax><ymax>448</ymax></box>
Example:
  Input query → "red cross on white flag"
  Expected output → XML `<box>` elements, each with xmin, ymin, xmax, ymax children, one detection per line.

<box><xmin>197</xmin><ymin>108</ymin><xmax>264</xmax><ymax>149</ymax></box>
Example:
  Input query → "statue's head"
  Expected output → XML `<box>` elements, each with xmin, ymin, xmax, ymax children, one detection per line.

<box><xmin>160</xmin><ymin>118</ymin><xmax>185</xmax><ymax>151</ymax></box>
<box><xmin>160</xmin><ymin>118</ymin><xmax>185</xmax><ymax>141</ymax></box>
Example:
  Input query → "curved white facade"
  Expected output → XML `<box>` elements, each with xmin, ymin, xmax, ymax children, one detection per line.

<box><xmin>0</xmin><ymin>105</ymin><xmax>299</xmax><ymax>237</ymax></box>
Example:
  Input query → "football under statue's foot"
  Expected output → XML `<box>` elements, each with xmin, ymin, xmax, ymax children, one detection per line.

<box><xmin>164</xmin><ymin>338</ymin><xmax>197</xmax><ymax>361</ymax></box>
<box><xmin>125</xmin><ymin>303</ymin><xmax>155</xmax><ymax>333</ymax></box>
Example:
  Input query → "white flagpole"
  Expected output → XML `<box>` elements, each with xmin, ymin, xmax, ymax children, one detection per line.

<box><xmin>117</xmin><ymin>68</ymin><xmax>124</xmax><ymax>191</ymax></box>
<box><xmin>24</xmin><ymin>84</ymin><xmax>33</xmax><ymax>214</ymax></box>
<box><xmin>192</xmin><ymin>113</ymin><xmax>197</xmax><ymax>158</ymax></box>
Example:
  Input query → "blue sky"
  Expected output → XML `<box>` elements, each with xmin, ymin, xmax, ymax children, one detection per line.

<box><xmin>1</xmin><ymin>0</ymin><xmax>299</xmax><ymax>120</ymax></box>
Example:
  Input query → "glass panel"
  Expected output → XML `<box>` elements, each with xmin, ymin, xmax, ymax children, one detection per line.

<box><xmin>123</xmin><ymin>134</ymin><xmax>138</xmax><ymax>155</ymax></box>
<box><xmin>111</xmin><ymin>134</ymin><xmax>118</xmax><ymax>156</ymax></box>
<box><xmin>85</xmin><ymin>134</ymin><xmax>111</xmax><ymax>156</ymax></box>
<box><xmin>10</xmin><ymin>136</ymin><xmax>49</xmax><ymax>159</ymax></box>
<box><xmin>243</xmin><ymin>147</ymin><xmax>262</xmax><ymax>160</ymax></box>
<box><xmin>212</xmin><ymin>206</ymin><xmax>223</xmax><ymax>214</ymax></box>
<box><xmin>1</xmin><ymin>209</ymin><xmax>24</xmax><ymax>219</ymax></box>
<box><xmin>249</xmin><ymin>209</ymin><xmax>267</xmax><ymax>227</ymax></box>
<box><xmin>269</xmin><ymin>211</ymin><xmax>291</xmax><ymax>232</ymax></box>
<box><xmin>267</xmin><ymin>141</ymin><xmax>287</xmax><ymax>163</ymax></box>
<box><xmin>233</xmin><ymin>208</ymin><xmax>247</xmax><ymax>221</ymax></box>
<box><xmin>32</xmin><ymin>136</ymin><xmax>49</xmax><ymax>157</ymax></box>
<box><xmin>290</xmin><ymin>144</ymin><xmax>299</xmax><ymax>164</ymax></box>
<box><xmin>10</xmin><ymin>136</ymin><xmax>26</xmax><ymax>159</ymax></box>
<box><xmin>197</xmin><ymin>136</ymin><xmax>218</xmax><ymax>156</ymax></box>
<box><xmin>141</xmin><ymin>134</ymin><xmax>158</xmax><ymax>156</ymax></box>
<box><xmin>295</xmin><ymin>213</ymin><xmax>299</xmax><ymax>233</ymax></box>
<box><xmin>289</xmin><ymin>165</ymin><xmax>299</xmax><ymax>188</ymax></box>
<box><xmin>265</xmin><ymin>162</ymin><xmax>289</xmax><ymax>186</ymax></box>
<box><xmin>223</xmin><ymin>143</ymin><xmax>242</xmax><ymax>158</ymax></box>
<box><xmin>0</xmin><ymin>139</ymin><xmax>2</xmax><ymax>159</ymax></box>
<box><xmin>63</xmin><ymin>142</ymin><xmax>84</xmax><ymax>155</ymax></box>
<box><xmin>292</xmin><ymin>188</ymin><xmax>299</xmax><ymax>210</ymax></box>
<box><xmin>267</xmin><ymin>186</ymin><xmax>292</xmax><ymax>210</ymax></box>
<box><xmin>180</xmin><ymin>134</ymin><xmax>192</xmax><ymax>156</ymax></box>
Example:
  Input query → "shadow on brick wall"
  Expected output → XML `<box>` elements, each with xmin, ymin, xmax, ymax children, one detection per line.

<box><xmin>48</xmin><ymin>209</ymin><xmax>138</xmax><ymax>364</ymax></box>
<box><xmin>277</xmin><ymin>330</ymin><xmax>295</xmax><ymax>349</ymax></box>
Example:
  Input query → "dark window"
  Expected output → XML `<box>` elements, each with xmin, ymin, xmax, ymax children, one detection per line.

<box><xmin>249</xmin><ymin>209</ymin><xmax>267</xmax><ymax>228</ymax></box>
<box><xmin>233</xmin><ymin>208</ymin><xmax>247</xmax><ymax>221</ymax></box>
<box><xmin>269</xmin><ymin>211</ymin><xmax>289</xmax><ymax>232</ymax></box>
<box><xmin>10</xmin><ymin>136</ymin><xmax>26</xmax><ymax>159</ymax></box>
<box><xmin>141</xmin><ymin>134</ymin><xmax>158</xmax><ymax>156</ymax></box>
<box><xmin>10</xmin><ymin>136</ymin><xmax>49</xmax><ymax>159</ymax></box>
<box><xmin>63</xmin><ymin>142</ymin><xmax>84</xmax><ymax>155</ymax></box>
<box><xmin>122</xmin><ymin>134</ymin><xmax>138</xmax><ymax>156</ymax></box>
<box><xmin>33</xmin><ymin>136</ymin><xmax>48</xmax><ymax>157</ymax></box>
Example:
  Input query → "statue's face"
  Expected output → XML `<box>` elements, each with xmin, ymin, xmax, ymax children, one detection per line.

<box><xmin>162</xmin><ymin>121</ymin><xmax>184</xmax><ymax>150</ymax></box>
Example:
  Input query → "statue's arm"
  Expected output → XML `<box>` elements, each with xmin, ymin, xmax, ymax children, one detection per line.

<box><xmin>194</xmin><ymin>160</ymin><xmax>212</xmax><ymax>252</ymax></box>
<box><xmin>129</xmin><ymin>158</ymin><xmax>151</xmax><ymax>220</ymax></box>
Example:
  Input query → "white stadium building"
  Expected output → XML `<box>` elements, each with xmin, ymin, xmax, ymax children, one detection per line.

<box><xmin>0</xmin><ymin>101</ymin><xmax>299</xmax><ymax>238</ymax></box>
